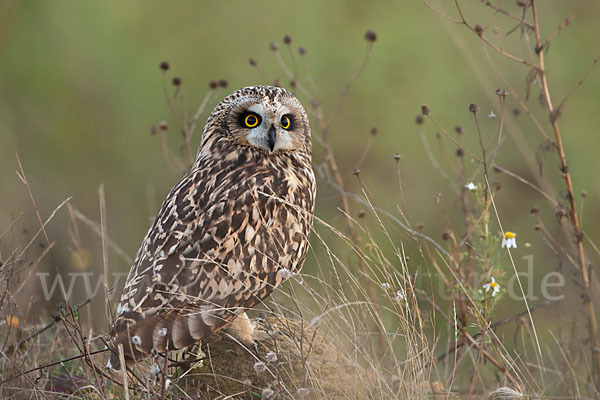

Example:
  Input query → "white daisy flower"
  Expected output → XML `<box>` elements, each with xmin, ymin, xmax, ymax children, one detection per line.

<box><xmin>501</xmin><ymin>231</ymin><xmax>517</xmax><ymax>249</ymax></box>
<box><xmin>483</xmin><ymin>277</ymin><xmax>501</xmax><ymax>297</ymax></box>
<box><xmin>488</xmin><ymin>111</ymin><xmax>496</xmax><ymax>118</ymax></box>
<box><xmin>465</xmin><ymin>182</ymin><xmax>477</xmax><ymax>192</ymax></box>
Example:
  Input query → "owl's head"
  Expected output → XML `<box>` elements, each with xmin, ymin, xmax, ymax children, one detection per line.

<box><xmin>203</xmin><ymin>86</ymin><xmax>311</xmax><ymax>155</ymax></box>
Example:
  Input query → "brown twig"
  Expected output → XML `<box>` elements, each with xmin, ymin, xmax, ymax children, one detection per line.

<box><xmin>530</xmin><ymin>0</ymin><xmax>600</xmax><ymax>382</ymax></box>
<box><xmin>6</xmin><ymin>296</ymin><xmax>94</xmax><ymax>353</ymax></box>
<box><xmin>463</xmin><ymin>331</ymin><xmax>520</xmax><ymax>388</ymax></box>
<box><xmin>0</xmin><ymin>347</ymin><xmax>109</xmax><ymax>386</ymax></box>
<box><xmin>453</xmin><ymin>0</ymin><xmax>540</xmax><ymax>70</ymax></box>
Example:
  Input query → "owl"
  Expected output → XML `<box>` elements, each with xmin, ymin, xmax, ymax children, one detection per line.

<box><xmin>106</xmin><ymin>86</ymin><xmax>316</xmax><ymax>369</ymax></box>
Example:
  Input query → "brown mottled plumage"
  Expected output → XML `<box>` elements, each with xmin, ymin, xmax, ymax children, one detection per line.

<box><xmin>107</xmin><ymin>86</ymin><xmax>315</xmax><ymax>369</ymax></box>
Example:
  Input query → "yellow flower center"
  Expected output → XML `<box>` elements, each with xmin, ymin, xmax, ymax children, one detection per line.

<box><xmin>489</xmin><ymin>281</ymin><xmax>498</xmax><ymax>288</ymax></box>
<box><xmin>504</xmin><ymin>232</ymin><xmax>516</xmax><ymax>239</ymax></box>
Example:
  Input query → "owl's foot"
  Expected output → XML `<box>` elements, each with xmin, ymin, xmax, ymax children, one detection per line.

<box><xmin>225</xmin><ymin>312</ymin><xmax>284</xmax><ymax>351</ymax></box>
<box><xmin>224</xmin><ymin>312</ymin><xmax>256</xmax><ymax>346</ymax></box>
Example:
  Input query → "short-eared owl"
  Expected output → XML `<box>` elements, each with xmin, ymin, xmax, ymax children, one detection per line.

<box><xmin>107</xmin><ymin>86</ymin><xmax>315</xmax><ymax>369</ymax></box>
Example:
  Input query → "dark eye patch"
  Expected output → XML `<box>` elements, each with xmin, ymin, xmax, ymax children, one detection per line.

<box><xmin>240</xmin><ymin>112</ymin><xmax>262</xmax><ymax>128</ymax></box>
<box><xmin>280</xmin><ymin>114</ymin><xmax>293</xmax><ymax>130</ymax></box>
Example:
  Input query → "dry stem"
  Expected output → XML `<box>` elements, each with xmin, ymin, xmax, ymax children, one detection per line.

<box><xmin>530</xmin><ymin>0</ymin><xmax>600</xmax><ymax>381</ymax></box>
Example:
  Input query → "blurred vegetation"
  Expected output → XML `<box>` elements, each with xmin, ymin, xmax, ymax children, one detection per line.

<box><xmin>2</xmin><ymin>0</ymin><xmax>600</xmax><ymax>397</ymax></box>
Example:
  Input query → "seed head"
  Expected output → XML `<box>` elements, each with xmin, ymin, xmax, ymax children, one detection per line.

<box><xmin>253</xmin><ymin>361</ymin><xmax>266</xmax><ymax>373</ymax></box>
<box><xmin>209</xmin><ymin>80</ymin><xmax>218</xmax><ymax>89</ymax></box>
<box><xmin>489</xmin><ymin>387</ymin><xmax>525</xmax><ymax>400</ymax></box>
<box><xmin>283</xmin><ymin>34</ymin><xmax>292</xmax><ymax>44</ymax></box>
<box><xmin>512</xmin><ymin>108</ymin><xmax>521</xmax><ymax>117</ymax></box>
<box><xmin>421</xmin><ymin>104</ymin><xmax>430</xmax><ymax>115</ymax></box>
<box><xmin>581</xmin><ymin>190</ymin><xmax>588</xmax><ymax>198</ymax></box>
<box><xmin>364</xmin><ymin>30</ymin><xmax>377</xmax><ymax>42</ymax></box>
<box><xmin>393</xmin><ymin>153</ymin><xmax>402</xmax><ymax>161</ymax></box>
<box><xmin>261</xmin><ymin>388</ymin><xmax>274</xmax><ymax>399</ymax></box>
<box><xmin>456</xmin><ymin>148</ymin><xmax>464</xmax><ymax>157</ymax></box>
<box><xmin>159</xmin><ymin>120</ymin><xmax>168</xmax><ymax>131</ymax></box>
<box><xmin>358</xmin><ymin>209</ymin><xmax>366</xmax><ymax>218</ymax></box>
<box><xmin>415</xmin><ymin>115</ymin><xmax>424</xmax><ymax>125</ymax></box>
<box><xmin>534</xmin><ymin>224</ymin><xmax>542</xmax><ymax>231</ymax></box>
<box><xmin>269</xmin><ymin>42</ymin><xmax>279</xmax><ymax>51</ymax></box>
<box><xmin>172</xmin><ymin>77</ymin><xmax>182</xmax><ymax>86</ymax></box>
<box><xmin>150</xmin><ymin>125</ymin><xmax>158</xmax><ymax>135</ymax></box>
<box><xmin>159</xmin><ymin>61</ymin><xmax>169</xmax><ymax>71</ymax></box>
<box><xmin>290</xmin><ymin>78</ymin><xmax>297</xmax><ymax>88</ymax></box>
<box><xmin>280</xmin><ymin>268</ymin><xmax>292</xmax><ymax>280</ymax></box>
<box><xmin>442</xmin><ymin>230</ymin><xmax>451</xmax><ymax>241</ymax></box>
<box><xmin>249</xmin><ymin>58</ymin><xmax>257</xmax><ymax>67</ymax></box>
<box><xmin>474</xmin><ymin>24</ymin><xmax>484</xmax><ymax>36</ymax></box>
<box><xmin>416</xmin><ymin>223</ymin><xmax>425</xmax><ymax>230</ymax></box>
<box><xmin>495</xmin><ymin>88</ymin><xmax>508</xmax><ymax>97</ymax></box>
<box><xmin>265</xmin><ymin>351</ymin><xmax>278</xmax><ymax>362</ymax></box>
<box><xmin>150</xmin><ymin>363</ymin><xmax>161</xmax><ymax>376</ymax></box>
<box><xmin>530</xmin><ymin>205</ymin><xmax>539</xmax><ymax>215</ymax></box>
<box><xmin>454</xmin><ymin>125</ymin><xmax>463</xmax><ymax>134</ymax></box>
<box><xmin>370</xmin><ymin>126</ymin><xmax>378</xmax><ymax>136</ymax></box>
<box><xmin>273</xmin><ymin>79</ymin><xmax>281</xmax><ymax>87</ymax></box>
<box><xmin>352</xmin><ymin>168</ymin><xmax>360</xmax><ymax>177</ymax></box>
<box><xmin>469</xmin><ymin>103</ymin><xmax>479</xmax><ymax>113</ymax></box>
<box><xmin>218</xmin><ymin>79</ymin><xmax>228</xmax><ymax>88</ymax></box>
<box><xmin>298</xmin><ymin>46</ymin><xmax>306</xmax><ymax>56</ymax></box>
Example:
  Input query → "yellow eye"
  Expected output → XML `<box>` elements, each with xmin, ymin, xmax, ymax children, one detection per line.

<box><xmin>280</xmin><ymin>115</ymin><xmax>291</xmax><ymax>130</ymax></box>
<box><xmin>244</xmin><ymin>113</ymin><xmax>260</xmax><ymax>128</ymax></box>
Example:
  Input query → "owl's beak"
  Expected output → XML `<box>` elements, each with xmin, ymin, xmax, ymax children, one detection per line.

<box><xmin>267</xmin><ymin>126</ymin><xmax>276</xmax><ymax>151</ymax></box>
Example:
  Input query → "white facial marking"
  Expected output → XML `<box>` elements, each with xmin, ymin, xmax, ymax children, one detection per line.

<box><xmin>245</xmin><ymin>104</ymin><xmax>269</xmax><ymax>149</ymax></box>
<box><xmin>243</xmin><ymin>102</ymin><xmax>298</xmax><ymax>152</ymax></box>
<box><xmin>247</xmin><ymin>104</ymin><xmax>265</xmax><ymax>116</ymax></box>
<box><xmin>274</xmin><ymin>105</ymin><xmax>296</xmax><ymax>151</ymax></box>
<box><xmin>274</xmin><ymin>130</ymin><xmax>294</xmax><ymax>151</ymax></box>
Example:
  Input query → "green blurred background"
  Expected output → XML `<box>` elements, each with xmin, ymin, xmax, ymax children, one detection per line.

<box><xmin>1</xmin><ymin>0</ymin><xmax>600</xmax><ymax>340</ymax></box>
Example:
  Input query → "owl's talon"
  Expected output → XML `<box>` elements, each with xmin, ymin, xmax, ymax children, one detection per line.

<box><xmin>252</xmin><ymin>342</ymin><xmax>260</xmax><ymax>358</ymax></box>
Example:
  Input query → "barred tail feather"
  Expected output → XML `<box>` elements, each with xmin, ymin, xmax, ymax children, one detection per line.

<box><xmin>107</xmin><ymin>307</ymin><xmax>233</xmax><ymax>370</ymax></box>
